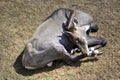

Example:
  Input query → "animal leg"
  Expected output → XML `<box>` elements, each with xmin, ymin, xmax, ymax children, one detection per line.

<box><xmin>56</xmin><ymin>47</ymin><xmax>87</xmax><ymax>63</ymax></box>
<box><xmin>87</xmin><ymin>36</ymin><xmax>107</xmax><ymax>49</ymax></box>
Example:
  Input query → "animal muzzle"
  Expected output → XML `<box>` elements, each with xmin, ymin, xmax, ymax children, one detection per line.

<box><xmin>90</xmin><ymin>23</ymin><xmax>99</xmax><ymax>33</ymax></box>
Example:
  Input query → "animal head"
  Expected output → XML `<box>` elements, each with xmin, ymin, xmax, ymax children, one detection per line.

<box><xmin>63</xmin><ymin>30</ymin><xmax>88</xmax><ymax>54</ymax></box>
<box><xmin>63</xmin><ymin>9</ymin><xmax>96</xmax><ymax>54</ymax></box>
<box><xmin>63</xmin><ymin>15</ymin><xmax>88</xmax><ymax>54</ymax></box>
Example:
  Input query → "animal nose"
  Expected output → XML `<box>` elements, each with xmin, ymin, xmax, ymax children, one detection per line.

<box><xmin>90</xmin><ymin>24</ymin><xmax>99</xmax><ymax>32</ymax></box>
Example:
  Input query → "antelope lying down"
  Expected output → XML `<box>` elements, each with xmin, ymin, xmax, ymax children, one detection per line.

<box><xmin>22</xmin><ymin>8</ymin><xmax>107</xmax><ymax>69</ymax></box>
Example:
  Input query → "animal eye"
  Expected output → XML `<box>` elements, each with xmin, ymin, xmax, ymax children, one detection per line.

<box><xmin>76</xmin><ymin>37</ymin><xmax>79</xmax><ymax>41</ymax></box>
<box><xmin>73</xmin><ymin>17</ymin><xmax>78</xmax><ymax>24</ymax></box>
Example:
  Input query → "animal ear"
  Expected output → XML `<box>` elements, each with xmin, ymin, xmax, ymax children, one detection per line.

<box><xmin>65</xmin><ymin>10</ymin><xmax>75</xmax><ymax>30</ymax></box>
<box><xmin>65</xmin><ymin>10</ymin><xmax>78</xmax><ymax>30</ymax></box>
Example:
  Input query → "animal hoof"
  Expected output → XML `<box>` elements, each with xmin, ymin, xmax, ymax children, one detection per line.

<box><xmin>87</xmin><ymin>51</ymin><xmax>93</xmax><ymax>56</ymax></box>
<box><xmin>94</xmin><ymin>50</ymin><xmax>103</xmax><ymax>55</ymax></box>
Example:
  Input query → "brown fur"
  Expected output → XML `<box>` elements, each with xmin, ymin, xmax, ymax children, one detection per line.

<box><xmin>65</xmin><ymin>10</ymin><xmax>89</xmax><ymax>55</ymax></box>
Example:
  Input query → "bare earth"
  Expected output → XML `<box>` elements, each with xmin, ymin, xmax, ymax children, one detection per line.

<box><xmin>0</xmin><ymin>0</ymin><xmax>120</xmax><ymax>80</ymax></box>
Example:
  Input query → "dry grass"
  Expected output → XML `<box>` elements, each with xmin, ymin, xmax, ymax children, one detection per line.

<box><xmin>0</xmin><ymin>0</ymin><xmax>120</xmax><ymax>80</ymax></box>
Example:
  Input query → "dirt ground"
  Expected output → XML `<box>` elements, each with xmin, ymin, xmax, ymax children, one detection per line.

<box><xmin>0</xmin><ymin>0</ymin><xmax>120</xmax><ymax>80</ymax></box>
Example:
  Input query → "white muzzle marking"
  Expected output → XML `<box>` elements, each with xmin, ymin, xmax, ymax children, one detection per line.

<box><xmin>81</xmin><ymin>25</ymin><xmax>90</xmax><ymax>31</ymax></box>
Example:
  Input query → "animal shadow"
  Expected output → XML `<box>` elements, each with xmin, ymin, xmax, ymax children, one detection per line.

<box><xmin>13</xmin><ymin>50</ymin><xmax>98</xmax><ymax>76</ymax></box>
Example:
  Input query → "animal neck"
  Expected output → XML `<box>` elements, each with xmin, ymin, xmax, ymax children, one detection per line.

<box><xmin>59</xmin><ymin>34</ymin><xmax>75</xmax><ymax>53</ymax></box>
